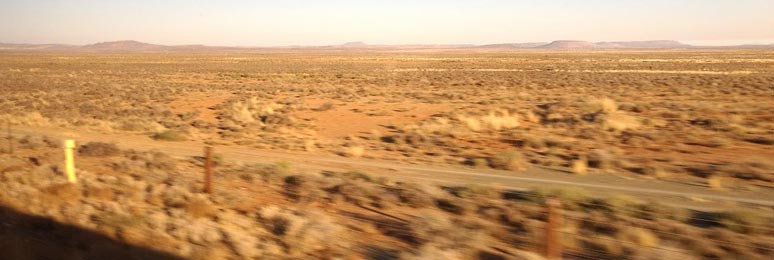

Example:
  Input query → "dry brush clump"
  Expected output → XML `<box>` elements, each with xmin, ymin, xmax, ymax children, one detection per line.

<box><xmin>152</xmin><ymin>130</ymin><xmax>189</xmax><ymax>141</ymax></box>
<box><xmin>78</xmin><ymin>142</ymin><xmax>121</xmax><ymax>157</ymax></box>
<box><xmin>488</xmin><ymin>150</ymin><xmax>528</xmax><ymax>171</ymax></box>
<box><xmin>456</xmin><ymin>109</ymin><xmax>522</xmax><ymax>132</ymax></box>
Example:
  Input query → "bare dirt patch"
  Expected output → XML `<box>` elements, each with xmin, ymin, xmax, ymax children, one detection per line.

<box><xmin>168</xmin><ymin>92</ymin><xmax>233</xmax><ymax>123</ymax></box>
<box><xmin>297</xmin><ymin>98</ymin><xmax>451</xmax><ymax>140</ymax></box>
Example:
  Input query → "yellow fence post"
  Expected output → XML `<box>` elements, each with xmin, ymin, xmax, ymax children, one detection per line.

<box><xmin>64</xmin><ymin>139</ymin><xmax>77</xmax><ymax>183</ymax></box>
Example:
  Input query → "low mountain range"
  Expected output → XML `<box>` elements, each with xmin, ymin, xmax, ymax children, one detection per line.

<box><xmin>1</xmin><ymin>40</ymin><xmax>771</xmax><ymax>52</ymax></box>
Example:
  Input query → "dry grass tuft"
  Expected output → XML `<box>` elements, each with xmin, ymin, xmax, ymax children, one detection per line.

<box><xmin>152</xmin><ymin>130</ymin><xmax>188</xmax><ymax>141</ymax></box>
<box><xmin>707</xmin><ymin>176</ymin><xmax>726</xmax><ymax>189</ymax></box>
<box><xmin>616</xmin><ymin>227</ymin><xmax>659</xmax><ymax>247</ymax></box>
<box><xmin>480</xmin><ymin>110</ymin><xmax>521</xmax><ymax>130</ymax></box>
<box><xmin>185</xmin><ymin>198</ymin><xmax>218</xmax><ymax>219</ymax></box>
<box><xmin>600</xmin><ymin>113</ymin><xmax>641</xmax><ymax>132</ymax></box>
<box><xmin>584</xmin><ymin>97</ymin><xmax>618</xmax><ymax>114</ymax></box>
<box><xmin>457</xmin><ymin>110</ymin><xmax>520</xmax><ymax>132</ymax></box>
<box><xmin>340</xmin><ymin>145</ymin><xmax>365</xmax><ymax>158</ymax></box>
<box><xmin>78</xmin><ymin>142</ymin><xmax>121</xmax><ymax>157</ymax></box>
<box><xmin>718</xmin><ymin>210</ymin><xmax>764</xmax><ymax>234</ymax></box>
<box><xmin>571</xmin><ymin>156</ymin><xmax>588</xmax><ymax>175</ymax></box>
<box><xmin>488</xmin><ymin>150</ymin><xmax>527</xmax><ymax>171</ymax></box>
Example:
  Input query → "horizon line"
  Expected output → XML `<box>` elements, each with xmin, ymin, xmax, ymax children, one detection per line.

<box><xmin>3</xmin><ymin>39</ymin><xmax>774</xmax><ymax>48</ymax></box>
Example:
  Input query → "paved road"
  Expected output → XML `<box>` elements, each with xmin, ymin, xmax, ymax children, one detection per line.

<box><xmin>11</xmin><ymin>126</ymin><xmax>774</xmax><ymax>208</ymax></box>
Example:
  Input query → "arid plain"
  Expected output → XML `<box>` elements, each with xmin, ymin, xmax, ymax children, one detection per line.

<box><xmin>1</xmin><ymin>50</ymin><xmax>773</xmax><ymax>259</ymax></box>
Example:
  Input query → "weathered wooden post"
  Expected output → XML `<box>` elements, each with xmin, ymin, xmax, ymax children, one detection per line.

<box><xmin>544</xmin><ymin>197</ymin><xmax>563</xmax><ymax>259</ymax></box>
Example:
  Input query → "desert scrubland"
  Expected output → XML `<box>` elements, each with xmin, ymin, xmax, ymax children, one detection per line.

<box><xmin>1</xmin><ymin>50</ymin><xmax>773</xmax><ymax>259</ymax></box>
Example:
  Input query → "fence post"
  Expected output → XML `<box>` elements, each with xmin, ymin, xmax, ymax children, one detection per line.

<box><xmin>64</xmin><ymin>139</ymin><xmax>77</xmax><ymax>183</ymax></box>
<box><xmin>544</xmin><ymin>197</ymin><xmax>563</xmax><ymax>259</ymax></box>
<box><xmin>204</xmin><ymin>146</ymin><xmax>213</xmax><ymax>194</ymax></box>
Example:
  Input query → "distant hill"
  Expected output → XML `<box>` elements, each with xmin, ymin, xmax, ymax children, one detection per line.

<box><xmin>81</xmin><ymin>40</ymin><xmax>227</xmax><ymax>52</ymax></box>
<box><xmin>532</xmin><ymin>40</ymin><xmax>691</xmax><ymax>50</ymax></box>
<box><xmin>340</xmin><ymin>41</ymin><xmax>368</xmax><ymax>48</ymax></box>
<box><xmin>706</xmin><ymin>44</ymin><xmax>774</xmax><ymax>50</ymax></box>
<box><xmin>597</xmin><ymin>40</ymin><xmax>690</xmax><ymax>49</ymax></box>
<box><xmin>540</xmin><ymin>40</ymin><xmax>599</xmax><ymax>49</ymax></box>
<box><xmin>475</xmin><ymin>42</ymin><xmax>548</xmax><ymax>49</ymax></box>
<box><xmin>82</xmin><ymin>40</ymin><xmax>166</xmax><ymax>51</ymax></box>
<box><xmin>318</xmin><ymin>42</ymin><xmax>474</xmax><ymax>49</ymax></box>
<box><xmin>1</xmin><ymin>40</ymin><xmax>772</xmax><ymax>52</ymax></box>
<box><xmin>0</xmin><ymin>43</ymin><xmax>75</xmax><ymax>50</ymax></box>
<box><xmin>0</xmin><ymin>40</ymin><xmax>237</xmax><ymax>52</ymax></box>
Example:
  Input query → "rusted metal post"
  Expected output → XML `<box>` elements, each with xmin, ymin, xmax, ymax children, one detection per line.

<box><xmin>6</xmin><ymin>122</ymin><xmax>12</xmax><ymax>154</ymax></box>
<box><xmin>544</xmin><ymin>198</ymin><xmax>563</xmax><ymax>259</ymax></box>
<box><xmin>204</xmin><ymin>146</ymin><xmax>213</xmax><ymax>194</ymax></box>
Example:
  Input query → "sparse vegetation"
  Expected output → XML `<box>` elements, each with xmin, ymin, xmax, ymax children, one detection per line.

<box><xmin>0</xmin><ymin>137</ymin><xmax>772</xmax><ymax>260</ymax></box>
<box><xmin>152</xmin><ymin>130</ymin><xmax>187</xmax><ymax>141</ymax></box>
<box><xmin>78</xmin><ymin>142</ymin><xmax>121</xmax><ymax>157</ymax></box>
<box><xmin>0</xmin><ymin>51</ymin><xmax>771</xmax><ymax>186</ymax></box>
<box><xmin>1</xmin><ymin>50</ymin><xmax>774</xmax><ymax>259</ymax></box>
<box><xmin>488</xmin><ymin>150</ymin><xmax>527</xmax><ymax>171</ymax></box>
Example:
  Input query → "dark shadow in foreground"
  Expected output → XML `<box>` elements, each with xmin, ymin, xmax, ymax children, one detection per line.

<box><xmin>0</xmin><ymin>204</ymin><xmax>185</xmax><ymax>260</ymax></box>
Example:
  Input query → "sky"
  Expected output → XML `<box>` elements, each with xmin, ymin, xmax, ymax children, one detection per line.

<box><xmin>1</xmin><ymin>0</ymin><xmax>773</xmax><ymax>46</ymax></box>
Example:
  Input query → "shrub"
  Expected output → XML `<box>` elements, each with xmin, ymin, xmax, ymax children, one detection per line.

<box><xmin>587</xmin><ymin>149</ymin><xmax>614</xmax><ymax>169</ymax></box>
<box><xmin>458</xmin><ymin>116</ymin><xmax>482</xmax><ymax>131</ymax></box>
<box><xmin>147</xmin><ymin>152</ymin><xmax>178</xmax><ymax>171</ymax></box>
<box><xmin>488</xmin><ymin>151</ymin><xmax>527</xmax><ymax>171</ymax></box>
<box><xmin>584</xmin><ymin>97</ymin><xmax>618</xmax><ymax>114</ymax></box>
<box><xmin>341</xmin><ymin>170</ymin><xmax>380</xmax><ymax>183</ymax></box>
<box><xmin>707</xmin><ymin>176</ymin><xmax>725</xmax><ymax>189</ymax></box>
<box><xmin>719</xmin><ymin>210</ymin><xmax>764</xmax><ymax>234</ymax></box>
<box><xmin>721</xmin><ymin>158</ymin><xmax>774</xmax><ymax>182</ymax></box>
<box><xmin>225</xmin><ymin>101</ymin><xmax>255</xmax><ymax>124</ymax></box>
<box><xmin>571</xmin><ymin>157</ymin><xmax>588</xmax><ymax>175</ymax></box>
<box><xmin>273</xmin><ymin>161</ymin><xmax>293</xmax><ymax>176</ymax></box>
<box><xmin>444</xmin><ymin>184</ymin><xmax>499</xmax><ymax>200</ymax></box>
<box><xmin>600</xmin><ymin>113</ymin><xmax>640</xmax><ymax>132</ymax></box>
<box><xmin>152</xmin><ymin>130</ymin><xmax>187</xmax><ymax>141</ymax></box>
<box><xmin>616</xmin><ymin>227</ymin><xmax>659</xmax><ymax>247</ymax></box>
<box><xmin>185</xmin><ymin>198</ymin><xmax>217</xmax><ymax>219</ymax></box>
<box><xmin>393</xmin><ymin>183</ymin><xmax>437</xmax><ymax>208</ymax></box>
<box><xmin>479</xmin><ymin>110</ymin><xmax>520</xmax><ymax>130</ymax></box>
<box><xmin>532</xmin><ymin>187</ymin><xmax>591</xmax><ymax>209</ymax></box>
<box><xmin>313</xmin><ymin>102</ymin><xmax>335</xmax><ymax>112</ymax></box>
<box><xmin>633</xmin><ymin>202</ymin><xmax>690</xmax><ymax>221</ymax></box>
<box><xmin>585</xmin><ymin>195</ymin><xmax>641</xmax><ymax>216</ymax></box>
<box><xmin>78</xmin><ymin>142</ymin><xmax>121</xmax><ymax>157</ymax></box>
<box><xmin>340</xmin><ymin>145</ymin><xmax>364</xmax><ymax>158</ymax></box>
<box><xmin>457</xmin><ymin>110</ymin><xmax>520</xmax><ymax>132</ymax></box>
<box><xmin>743</xmin><ymin>135</ymin><xmax>774</xmax><ymax>145</ymax></box>
<box><xmin>471</xmin><ymin>158</ymin><xmax>489</xmax><ymax>169</ymax></box>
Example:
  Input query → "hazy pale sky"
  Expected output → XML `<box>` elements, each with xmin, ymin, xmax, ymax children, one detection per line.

<box><xmin>1</xmin><ymin>0</ymin><xmax>773</xmax><ymax>46</ymax></box>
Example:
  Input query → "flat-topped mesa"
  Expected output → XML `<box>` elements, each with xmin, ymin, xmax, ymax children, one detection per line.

<box><xmin>540</xmin><ymin>40</ymin><xmax>599</xmax><ymax>49</ymax></box>
<box><xmin>598</xmin><ymin>40</ymin><xmax>690</xmax><ymax>49</ymax></box>
<box><xmin>81</xmin><ymin>40</ymin><xmax>166</xmax><ymax>51</ymax></box>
